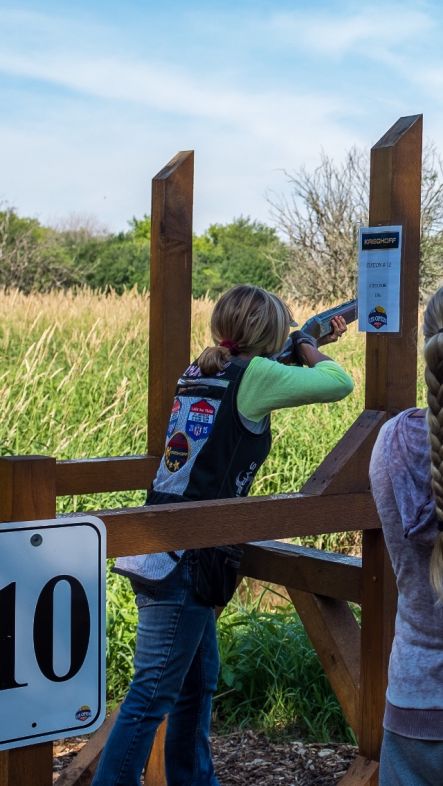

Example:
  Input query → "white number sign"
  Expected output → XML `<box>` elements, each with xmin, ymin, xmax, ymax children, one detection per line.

<box><xmin>0</xmin><ymin>516</ymin><xmax>106</xmax><ymax>750</ymax></box>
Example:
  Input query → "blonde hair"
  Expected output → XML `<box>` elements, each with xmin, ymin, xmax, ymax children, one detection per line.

<box><xmin>423</xmin><ymin>286</ymin><xmax>443</xmax><ymax>600</ymax></box>
<box><xmin>198</xmin><ymin>285</ymin><xmax>293</xmax><ymax>375</ymax></box>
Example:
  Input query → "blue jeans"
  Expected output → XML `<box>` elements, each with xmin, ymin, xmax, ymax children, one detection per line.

<box><xmin>380</xmin><ymin>729</ymin><xmax>443</xmax><ymax>786</ymax></box>
<box><xmin>92</xmin><ymin>556</ymin><xmax>221</xmax><ymax>786</ymax></box>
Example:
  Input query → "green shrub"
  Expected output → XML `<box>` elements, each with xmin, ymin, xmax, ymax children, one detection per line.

<box><xmin>104</xmin><ymin>574</ymin><xmax>355</xmax><ymax>742</ymax></box>
<box><xmin>106</xmin><ymin>567</ymin><xmax>138</xmax><ymax>709</ymax></box>
<box><xmin>216</xmin><ymin>591</ymin><xmax>355</xmax><ymax>742</ymax></box>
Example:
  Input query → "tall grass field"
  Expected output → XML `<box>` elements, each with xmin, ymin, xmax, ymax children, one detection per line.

<box><xmin>0</xmin><ymin>289</ymin><xmax>427</xmax><ymax>741</ymax></box>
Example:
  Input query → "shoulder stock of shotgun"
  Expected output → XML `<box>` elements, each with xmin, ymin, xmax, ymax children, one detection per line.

<box><xmin>276</xmin><ymin>298</ymin><xmax>358</xmax><ymax>364</ymax></box>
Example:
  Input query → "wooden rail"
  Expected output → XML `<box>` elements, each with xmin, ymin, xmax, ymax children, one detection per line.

<box><xmin>93</xmin><ymin>491</ymin><xmax>378</xmax><ymax>556</ymax></box>
<box><xmin>0</xmin><ymin>115</ymin><xmax>423</xmax><ymax>786</ymax></box>
<box><xmin>56</xmin><ymin>455</ymin><xmax>160</xmax><ymax>496</ymax></box>
<box><xmin>54</xmin><ymin>406</ymin><xmax>383</xmax><ymax>497</ymax></box>
<box><xmin>241</xmin><ymin>541</ymin><xmax>362</xmax><ymax>603</ymax></box>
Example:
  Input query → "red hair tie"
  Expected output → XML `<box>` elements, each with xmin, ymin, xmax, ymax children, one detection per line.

<box><xmin>220</xmin><ymin>339</ymin><xmax>240</xmax><ymax>355</ymax></box>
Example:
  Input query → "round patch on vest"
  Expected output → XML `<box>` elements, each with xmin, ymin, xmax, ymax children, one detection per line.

<box><xmin>165</xmin><ymin>431</ymin><xmax>189</xmax><ymax>472</ymax></box>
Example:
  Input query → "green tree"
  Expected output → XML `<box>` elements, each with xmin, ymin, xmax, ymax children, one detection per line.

<box><xmin>58</xmin><ymin>215</ymin><xmax>150</xmax><ymax>293</ymax></box>
<box><xmin>78</xmin><ymin>235</ymin><xmax>149</xmax><ymax>293</ymax></box>
<box><xmin>0</xmin><ymin>209</ymin><xmax>283</xmax><ymax>297</ymax></box>
<box><xmin>0</xmin><ymin>207</ymin><xmax>78</xmax><ymax>292</ymax></box>
<box><xmin>192</xmin><ymin>217</ymin><xmax>287</xmax><ymax>298</ymax></box>
<box><xmin>128</xmin><ymin>215</ymin><xmax>151</xmax><ymax>245</ymax></box>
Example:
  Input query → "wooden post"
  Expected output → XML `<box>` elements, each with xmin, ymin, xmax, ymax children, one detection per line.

<box><xmin>55</xmin><ymin>151</ymin><xmax>195</xmax><ymax>786</ymax></box>
<box><xmin>145</xmin><ymin>151</ymin><xmax>194</xmax><ymax>785</ymax></box>
<box><xmin>147</xmin><ymin>150</ymin><xmax>194</xmax><ymax>456</ymax></box>
<box><xmin>0</xmin><ymin>456</ymin><xmax>57</xmax><ymax>786</ymax></box>
<box><xmin>359</xmin><ymin>115</ymin><xmax>422</xmax><ymax>764</ymax></box>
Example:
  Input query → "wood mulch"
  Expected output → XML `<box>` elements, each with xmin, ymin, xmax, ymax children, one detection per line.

<box><xmin>211</xmin><ymin>731</ymin><xmax>356</xmax><ymax>785</ymax></box>
<box><xmin>53</xmin><ymin>730</ymin><xmax>357</xmax><ymax>784</ymax></box>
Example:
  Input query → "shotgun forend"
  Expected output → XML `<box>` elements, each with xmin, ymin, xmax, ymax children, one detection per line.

<box><xmin>301</xmin><ymin>298</ymin><xmax>358</xmax><ymax>340</ymax></box>
<box><xmin>276</xmin><ymin>299</ymin><xmax>358</xmax><ymax>364</ymax></box>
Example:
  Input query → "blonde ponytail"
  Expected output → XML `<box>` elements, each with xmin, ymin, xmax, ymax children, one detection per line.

<box><xmin>423</xmin><ymin>286</ymin><xmax>443</xmax><ymax>600</ymax></box>
<box><xmin>197</xmin><ymin>346</ymin><xmax>232</xmax><ymax>375</ymax></box>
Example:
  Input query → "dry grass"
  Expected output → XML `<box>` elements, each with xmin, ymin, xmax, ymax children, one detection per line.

<box><xmin>0</xmin><ymin>287</ymin><xmax>426</xmax><ymax>549</ymax></box>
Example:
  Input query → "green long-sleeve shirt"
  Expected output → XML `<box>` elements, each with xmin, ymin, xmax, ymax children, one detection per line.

<box><xmin>237</xmin><ymin>357</ymin><xmax>354</xmax><ymax>422</ymax></box>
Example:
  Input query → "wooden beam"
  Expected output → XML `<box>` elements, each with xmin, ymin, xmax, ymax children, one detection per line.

<box><xmin>302</xmin><ymin>410</ymin><xmax>387</xmax><ymax>495</ymax></box>
<box><xmin>241</xmin><ymin>541</ymin><xmax>362</xmax><ymax>603</ymax></box>
<box><xmin>0</xmin><ymin>456</ymin><xmax>56</xmax><ymax>786</ymax></box>
<box><xmin>338</xmin><ymin>755</ymin><xmax>379</xmax><ymax>785</ymax></box>
<box><xmin>84</xmin><ymin>491</ymin><xmax>379</xmax><ymax>558</ymax></box>
<box><xmin>55</xmin><ymin>146</ymin><xmax>195</xmax><ymax>786</ymax></box>
<box><xmin>145</xmin><ymin>722</ymin><xmax>167</xmax><ymax>786</ymax></box>
<box><xmin>148</xmin><ymin>150</ymin><xmax>194</xmax><ymax>456</ymax></box>
<box><xmin>143</xmin><ymin>152</ymin><xmax>193</xmax><ymax>786</ymax></box>
<box><xmin>56</xmin><ymin>455</ymin><xmax>160</xmax><ymax>496</ymax></box>
<box><xmin>54</xmin><ymin>709</ymin><xmax>118</xmax><ymax>785</ymax></box>
<box><xmin>287</xmin><ymin>589</ymin><xmax>360</xmax><ymax>734</ymax></box>
<box><xmin>358</xmin><ymin>529</ymin><xmax>396</xmax><ymax>762</ymax></box>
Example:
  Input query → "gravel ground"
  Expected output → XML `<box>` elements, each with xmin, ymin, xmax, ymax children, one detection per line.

<box><xmin>53</xmin><ymin>730</ymin><xmax>357</xmax><ymax>784</ymax></box>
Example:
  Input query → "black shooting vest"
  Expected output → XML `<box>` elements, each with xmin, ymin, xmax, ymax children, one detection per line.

<box><xmin>150</xmin><ymin>357</ymin><xmax>272</xmax><ymax>502</ymax></box>
<box><xmin>114</xmin><ymin>357</ymin><xmax>271</xmax><ymax>585</ymax></box>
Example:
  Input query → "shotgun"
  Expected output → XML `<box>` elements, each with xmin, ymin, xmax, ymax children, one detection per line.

<box><xmin>276</xmin><ymin>298</ymin><xmax>358</xmax><ymax>364</ymax></box>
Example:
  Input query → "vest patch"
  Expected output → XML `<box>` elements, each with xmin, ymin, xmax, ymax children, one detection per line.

<box><xmin>167</xmin><ymin>397</ymin><xmax>181</xmax><ymax>437</ymax></box>
<box><xmin>165</xmin><ymin>432</ymin><xmax>189</xmax><ymax>472</ymax></box>
<box><xmin>186</xmin><ymin>399</ymin><xmax>215</xmax><ymax>441</ymax></box>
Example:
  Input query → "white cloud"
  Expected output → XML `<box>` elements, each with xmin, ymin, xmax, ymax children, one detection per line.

<box><xmin>0</xmin><ymin>2</ymin><xmax>439</xmax><ymax>233</ymax></box>
<box><xmin>0</xmin><ymin>38</ymin><xmax>361</xmax><ymax>226</ymax></box>
<box><xmin>0</xmin><ymin>47</ymin><xmax>346</xmax><ymax>129</ymax></box>
<box><xmin>268</xmin><ymin>5</ymin><xmax>432</xmax><ymax>59</ymax></box>
<box><xmin>0</xmin><ymin>82</ymin><xmax>359</xmax><ymax>234</ymax></box>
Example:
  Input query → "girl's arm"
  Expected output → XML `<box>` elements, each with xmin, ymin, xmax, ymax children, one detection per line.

<box><xmin>237</xmin><ymin>355</ymin><xmax>354</xmax><ymax>422</ymax></box>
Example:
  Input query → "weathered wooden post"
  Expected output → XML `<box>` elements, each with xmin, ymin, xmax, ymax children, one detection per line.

<box><xmin>0</xmin><ymin>456</ymin><xmax>57</xmax><ymax>786</ymax></box>
<box><xmin>145</xmin><ymin>151</ymin><xmax>194</xmax><ymax>786</ymax></box>
<box><xmin>147</xmin><ymin>150</ymin><xmax>194</xmax><ymax>455</ymax></box>
<box><xmin>351</xmin><ymin>115</ymin><xmax>423</xmax><ymax>784</ymax></box>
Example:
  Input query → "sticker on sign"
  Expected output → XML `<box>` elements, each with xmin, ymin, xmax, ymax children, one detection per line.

<box><xmin>0</xmin><ymin>515</ymin><xmax>106</xmax><ymax>750</ymax></box>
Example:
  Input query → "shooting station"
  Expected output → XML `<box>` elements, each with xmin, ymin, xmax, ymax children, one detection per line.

<box><xmin>0</xmin><ymin>113</ymin><xmax>423</xmax><ymax>785</ymax></box>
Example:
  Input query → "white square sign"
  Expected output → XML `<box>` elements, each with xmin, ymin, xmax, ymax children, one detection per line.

<box><xmin>358</xmin><ymin>225</ymin><xmax>403</xmax><ymax>333</ymax></box>
<box><xmin>0</xmin><ymin>516</ymin><xmax>106</xmax><ymax>750</ymax></box>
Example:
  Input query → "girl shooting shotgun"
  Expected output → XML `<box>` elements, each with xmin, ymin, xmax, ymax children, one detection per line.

<box><xmin>93</xmin><ymin>285</ymin><xmax>354</xmax><ymax>786</ymax></box>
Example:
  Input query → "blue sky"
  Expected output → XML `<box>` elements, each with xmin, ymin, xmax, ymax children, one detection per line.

<box><xmin>0</xmin><ymin>0</ymin><xmax>442</xmax><ymax>233</ymax></box>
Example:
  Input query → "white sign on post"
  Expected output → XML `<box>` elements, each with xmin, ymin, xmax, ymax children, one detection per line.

<box><xmin>0</xmin><ymin>516</ymin><xmax>106</xmax><ymax>750</ymax></box>
<box><xmin>358</xmin><ymin>225</ymin><xmax>403</xmax><ymax>333</ymax></box>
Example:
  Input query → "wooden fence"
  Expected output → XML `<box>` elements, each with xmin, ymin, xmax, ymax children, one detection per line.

<box><xmin>0</xmin><ymin>113</ymin><xmax>423</xmax><ymax>786</ymax></box>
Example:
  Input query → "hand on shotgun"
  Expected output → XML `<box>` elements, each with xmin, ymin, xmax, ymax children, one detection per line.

<box><xmin>317</xmin><ymin>316</ymin><xmax>348</xmax><ymax>346</ymax></box>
